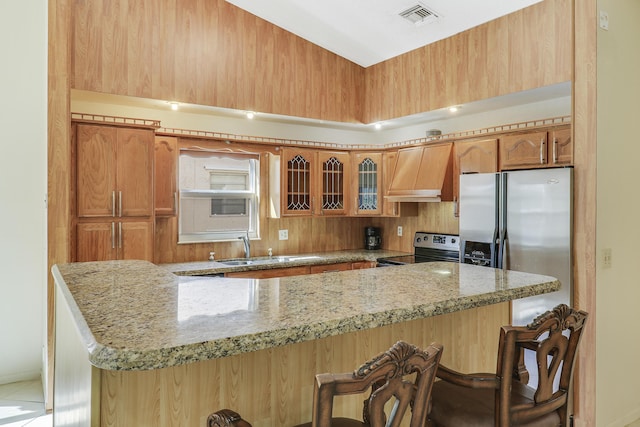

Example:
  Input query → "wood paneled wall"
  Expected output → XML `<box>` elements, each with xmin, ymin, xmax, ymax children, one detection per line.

<box><xmin>572</xmin><ymin>0</ymin><xmax>598</xmax><ymax>424</ymax></box>
<box><xmin>70</xmin><ymin>0</ymin><xmax>571</xmax><ymax>125</ymax></box>
<box><xmin>364</xmin><ymin>0</ymin><xmax>573</xmax><ymax>123</ymax></box>
<box><xmin>71</xmin><ymin>0</ymin><xmax>364</xmax><ymax>123</ymax></box>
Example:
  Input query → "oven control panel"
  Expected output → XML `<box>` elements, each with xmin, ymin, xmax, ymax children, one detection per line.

<box><xmin>413</xmin><ymin>232</ymin><xmax>460</xmax><ymax>251</ymax></box>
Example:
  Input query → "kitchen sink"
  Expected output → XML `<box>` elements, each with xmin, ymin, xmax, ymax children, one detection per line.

<box><xmin>220</xmin><ymin>259</ymin><xmax>259</xmax><ymax>266</ymax></box>
<box><xmin>219</xmin><ymin>255</ymin><xmax>323</xmax><ymax>266</ymax></box>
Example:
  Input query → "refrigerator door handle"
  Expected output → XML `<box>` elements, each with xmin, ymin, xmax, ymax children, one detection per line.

<box><xmin>497</xmin><ymin>172</ymin><xmax>508</xmax><ymax>269</ymax></box>
<box><xmin>501</xmin><ymin>230</ymin><xmax>509</xmax><ymax>269</ymax></box>
<box><xmin>491</xmin><ymin>172</ymin><xmax>501</xmax><ymax>268</ymax></box>
<box><xmin>491</xmin><ymin>228</ymin><xmax>499</xmax><ymax>268</ymax></box>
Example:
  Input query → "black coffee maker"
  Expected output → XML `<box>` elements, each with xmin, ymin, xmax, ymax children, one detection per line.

<box><xmin>364</xmin><ymin>227</ymin><xmax>382</xmax><ymax>250</ymax></box>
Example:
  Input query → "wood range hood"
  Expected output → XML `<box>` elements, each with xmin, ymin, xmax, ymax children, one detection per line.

<box><xmin>385</xmin><ymin>143</ymin><xmax>454</xmax><ymax>203</ymax></box>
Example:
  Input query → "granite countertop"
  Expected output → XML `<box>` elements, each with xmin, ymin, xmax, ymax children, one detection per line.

<box><xmin>164</xmin><ymin>249</ymin><xmax>409</xmax><ymax>275</ymax></box>
<box><xmin>52</xmin><ymin>259</ymin><xmax>560</xmax><ymax>372</ymax></box>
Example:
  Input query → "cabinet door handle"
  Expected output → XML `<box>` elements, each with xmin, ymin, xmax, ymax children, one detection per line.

<box><xmin>111</xmin><ymin>191</ymin><xmax>116</xmax><ymax>217</ymax></box>
<box><xmin>552</xmin><ymin>138</ymin><xmax>558</xmax><ymax>164</ymax></box>
<box><xmin>174</xmin><ymin>192</ymin><xmax>178</xmax><ymax>215</ymax></box>
<box><xmin>539</xmin><ymin>138</ymin><xmax>546</xmax><ymax>164</ymax></box>
<box><xmin>118</xmin><ymin>222</ymin><xmax>122</xmax><ymax>249</ymax></box>
<box><xmin>111</xmin><ymin>222</ymin><xmax>115</xmax><ymax>249</ymax></box>
<box><xmin>118</xmin><ymin>191</ymin><xmax>122</xmax><ymax>217</ymax></box>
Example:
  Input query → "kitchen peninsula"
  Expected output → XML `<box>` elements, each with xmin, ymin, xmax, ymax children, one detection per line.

<box><xmin>53</xmin><ymin>258</ymin><xmax>560</xmax><ymax>426</ymax></box>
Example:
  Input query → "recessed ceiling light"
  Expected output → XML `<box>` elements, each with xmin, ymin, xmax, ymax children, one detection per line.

<box><xmin>448</xmin><ymin>106</ymin><xmax>460</xmax><ymax>113</ymax></box>
<box><xmin>169</xmin><ymin>102</ymin><xmax>179</xmax><ymax>111</ymax></box>
<box><xmin>246</xmin><ymin>111</ymin><xmax>255</xmax><ymax>119</ymax></box>
<box><xmin>374</xmin><ymin>123</ymin><xmax>382</xmax><ymax>130</ymax></box>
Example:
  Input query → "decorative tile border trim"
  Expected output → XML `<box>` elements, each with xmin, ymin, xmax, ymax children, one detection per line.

<box><xmin>73</xmin><ymin>112</ymin><xmax>570</xmax><ymax>150</ymax></box>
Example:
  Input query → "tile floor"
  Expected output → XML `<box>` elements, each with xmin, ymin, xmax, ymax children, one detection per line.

<box><xmin>0</xmin><ymin>379</ymin><xmax>51</xmax><ymax>426</ymax></box>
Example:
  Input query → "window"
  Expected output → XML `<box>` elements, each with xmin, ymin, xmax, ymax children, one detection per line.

<box><xmin>178</xmin><ymin>150</ymin><xmax>259</xmax><ymax>243</ymax></box>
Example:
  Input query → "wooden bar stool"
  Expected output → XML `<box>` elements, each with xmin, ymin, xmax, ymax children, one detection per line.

<box><xmin>208</xmin><ymin>340</ymin><xmax>443</xmax><ymax>427</ymax></box>
<box><xmin>427</xmin><ymin>304</ymin><xmax>588</xmax><ymax>427</ymax></box>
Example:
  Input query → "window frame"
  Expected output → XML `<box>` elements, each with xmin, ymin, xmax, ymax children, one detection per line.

<box><xmin>178</xmin><ymin>150</ymin><xmax>260</xmax><ymax>244</ymax></box>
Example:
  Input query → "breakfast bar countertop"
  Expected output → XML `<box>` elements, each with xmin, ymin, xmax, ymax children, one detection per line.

<box><xmin>52</xmin><ymin>259</ymin><xmax>560</xmax><ymax>372</ymax></box>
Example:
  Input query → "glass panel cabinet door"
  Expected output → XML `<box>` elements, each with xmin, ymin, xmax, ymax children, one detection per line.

<box><xmin>352</xmin><ymin>152</ymin><xmax>382</xmax><ymax>216</ymax></box>
<box><xmin>280</xmin><ymin>148</ymin><xmax>350</xmax><ymax>216</ymax></box>
<box><xmin>317</xmin><ymin>151</ymin><xmax>350</xmax><ymax>215</ymax></box>
<box><xmin>281</xmin><ymin>148</ymin><xmax>315</xmax><ymax>216</ymax></box>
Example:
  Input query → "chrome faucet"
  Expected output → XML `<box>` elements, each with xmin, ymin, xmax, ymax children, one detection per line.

<box><xmin>239</xmin><ymin>232</ymin><xmax>250</xmax><ymax>258</ymax></box>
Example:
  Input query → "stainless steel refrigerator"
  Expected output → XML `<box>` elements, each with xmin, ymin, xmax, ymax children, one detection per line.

<box><xmin>459</xmin><ymin>168</ymin><xmax>573</xmax><ymax>326</ymax></box>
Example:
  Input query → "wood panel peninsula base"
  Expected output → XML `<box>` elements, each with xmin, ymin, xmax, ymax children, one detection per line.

<box><xmin>52</xmin><ymin>259</ymin><xmax>560</xmax><ymax>427</ymax></box>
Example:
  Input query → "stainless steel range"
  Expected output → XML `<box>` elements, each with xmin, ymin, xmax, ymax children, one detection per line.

<box><xmin>376</xmin><ymin>232</ymin><xmax>460</xmax><ymax>266</ymax></box>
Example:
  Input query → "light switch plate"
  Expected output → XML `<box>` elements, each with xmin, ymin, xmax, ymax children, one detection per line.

<box><xmin>599</xmin><ymin>10</ymin><xmax>609</xmax><ymax>30</ymax></box>
<box><xmin>279</xmin><ymin>229</ymin><xmax>288</xmax><ymax>240</ymax></box>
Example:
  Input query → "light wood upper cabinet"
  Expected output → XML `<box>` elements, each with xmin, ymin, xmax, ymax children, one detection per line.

<box><xmin>76</xmin><ymin>125</ymin><xmax>117</xmax><ymax>218</ymax></box>
<box><xmin>453</xmin><ymin>138</ymin><xmax>498</xmax><ymax>203</ymax></box>
<box><xmin>76</xmin><ymin>124</ymin><xmax>153</xmax><ymax>218</ymax></box>
<box><xmin>386</xmin><ymin>143</ymin><xmax>454</xmax><ymax>202</ymax></box>
<box><xmin>549</xmin><ymin>127</ymin><xmax>572</xmax><ymax>166</ymax></box>
<box><xmin>381</xmin><ymin>151</ymin><xmax>418</xmax><ymax>217</ymax></box>
<box><xmin>281</xmin><ymin>148</ymin><xmax>316</xmax><ymax>216</ymax></box>
<box><xmin>316</xmin><ymin>151</ymin><xmax>351</xmax><ymax>216</ymax></box>
<box><xmin>117</xmin><ymin>128</ymin><xmax>154</xmax><ymax>217</ymax></box>
<box><xmin>280</xmin><ymin>148</ymin><xmax>351</xmax><ymax>216</ymax></box>
<box><xmin>499</xmin><ymin>126</ymin><xmax>572</xmax><ymax>170</ymax></box>
<box><xmin>351</xmin><ymin>152</ymin><xmax>383</xmax><ymax>216</ymax></box>
<box><xmin>154</xmin><ymin>136</ymin><xmax>178</xmax><ymax>216</ymax></box>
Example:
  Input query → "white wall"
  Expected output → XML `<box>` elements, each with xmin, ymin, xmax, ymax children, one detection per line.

<box><xmin>597</xmin><ymin>1</ymin><xmax>640</xmax><ymax>425</ymax></box>
<box><xmin>0</xmin><ymin>1</ymin><xmax>48</xmax><ymax>384</ymax></box>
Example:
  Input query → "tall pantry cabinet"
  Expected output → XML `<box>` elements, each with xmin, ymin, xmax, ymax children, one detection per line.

<box><xmin>73</xmin><ymin>123</ymin><xmax>154</xmax><ymax>262</ymax></box>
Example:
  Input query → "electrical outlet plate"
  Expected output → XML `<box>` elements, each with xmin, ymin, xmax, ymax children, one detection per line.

<box><xmin>397</xmin><ymin>226</ymin><xmax>403</xmax><ymax>237</ymax></box>
<box><xmin>279</xmin><ymin>229</ymin><xmax>288</xmax><ymax>240</ymax></box>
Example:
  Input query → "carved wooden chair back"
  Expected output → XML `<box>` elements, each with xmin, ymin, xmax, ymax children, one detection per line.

<box><xmin>428</xmin><ymin>304</ymin><xmax>588</xmax><ymax>427</ymax></box>
<box><xmin>308</xmin><ymin>341</ymin><xmax>443</xmax><ymax>427</ymax></box>
<box><xmin>496</xmin><ymin>304</ymin><xmax>588</xmax><ymax>425</ymax></box>
<box><xmin>207</xmin><ymin>341</ymin><xmax>443</xmax><ymax>427</ymax></box>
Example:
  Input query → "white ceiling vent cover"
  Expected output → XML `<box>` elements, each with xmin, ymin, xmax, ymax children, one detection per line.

<box><xmin>399</xmin><ymin>3</ymin><xmax>440</xmax><ymax>26</ymax></box>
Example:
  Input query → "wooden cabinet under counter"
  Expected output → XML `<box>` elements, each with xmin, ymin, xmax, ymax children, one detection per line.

<box><xmin>224</xmin><ymin>260</ymin><xmax>375</xmax><ymax>278</ymax></box>
<box><xmin>224</xmin><ymin>265</ymin><xmax>310</xmax><ymax>278</ymax></box>
<box><xmin>309</xmin><ymin>262</ymin><xmax>353</xmax><ymax>274</ymax></box>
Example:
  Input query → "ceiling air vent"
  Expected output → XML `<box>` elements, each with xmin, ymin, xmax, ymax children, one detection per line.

<box><xmin>399</xmin><ymin>3</ymin><xmax>439</xmax><ymax>25</ymax></box>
